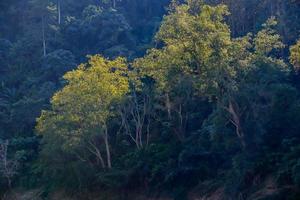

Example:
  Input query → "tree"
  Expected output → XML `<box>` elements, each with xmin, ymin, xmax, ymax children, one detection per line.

<box><xmin>134</xmin><ymin>2</ymin><xmax>234</xmax><ymax>141</ymax></box>
<box><xmin>119</xmin><ymin>75</ymin><xmax>155</xmax><ymax>149</ymax></box>
<box><xmin>0</xmin><ymin>39</ymin><xmax>11</xmax><ymax>76</ymax></box>
<box><xmin>27</xmin><ymin>0</ymin><xmax>50</xmax><ymax>56</ymax></box>
<box><xmin>42</xmin><ymin>49</ymin><xmax>76</xmax><ymax>81</ymax></box>
<box><xmin>57</xmin><ymin>0</ymin><xmax>61</xmax><ymax>24</ymax></box>
<box><xmin>290</xmin><ymin>39</ymin><xmax>300</xmax><ymax>71</ymax></box>
<box><xmin>62</xmin><ymin>5</ymin><xmax>134</xmax><ymax>59</ymax></box>
<box><xmin>101</xmin><ymin>0</ymin><xmax>122</xmax><ymax>8</ymax></box>
<box><xmin>135</xmin><ymin>2</ymin><xmax>288</xmax><ymax>148</ymax></box>
<box><xmin>37</xmin><ymin>55</ymin><xmax>129</xmax><ymax>169</ymax></box>
<box><xmin>0</xmin><ymin>140</ymin><xmax>18</xmax><ymax>189</ymax></box>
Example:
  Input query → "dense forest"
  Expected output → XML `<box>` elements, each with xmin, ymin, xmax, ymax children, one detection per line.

<box><xmin>1</xmin><ymin>0</ymin><xmax>300</xmax><ymax>199</ymax></box>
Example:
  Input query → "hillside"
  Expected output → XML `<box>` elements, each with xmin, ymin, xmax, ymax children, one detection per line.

<box><xmin>1</xmin><ymin>0</ymin><xmax>300</xmax><ymax>199</ymax></box>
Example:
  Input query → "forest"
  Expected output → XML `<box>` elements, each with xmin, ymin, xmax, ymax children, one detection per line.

<box><xmin>1</xmin><ymin>0</ymin><xmax>300</xmax><ymax>199</ymax></box>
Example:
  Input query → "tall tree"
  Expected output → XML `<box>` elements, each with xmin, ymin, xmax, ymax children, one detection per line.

<box><xmin>135</xmin><ymin>1</ymin><xmax>288</xmax><ymax>148</ymax></box>
<box><xmin>36</xmin><ymin>55</ymin><xmax>129</xmax><ymax>169</ymax></box>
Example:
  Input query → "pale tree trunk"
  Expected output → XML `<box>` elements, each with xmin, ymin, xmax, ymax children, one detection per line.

<box><xmin>120</xmin><ymin>91</ymin><xmax>151</xmax><ymax>150</ymax></box>
<box><xmin>57</xmin><ymin>0</ymin><xmax>61</xmax><ymax>25</ymax></box>
<box><xmin>1</xmin><ymin>141</ymin><xmax>11</xmax><ymax>188</ymax></box>
<box><xmin>95</xmin><ymin>147</ymin><xmax>105</xmax><ymax>168</ymax></box>
<box><xmin>146</xmin><ymin>119</ymin><xmax>150</xmax><ymax>147</ymax></box>
<box><xmin>0</xmin><ymin>140</ymin><xmax>18</xmax><ymax>190</ymax></box>
<box><xmin>226</xmin><ymin>101</ymin><xmax>246</xmax><ymax>148</ymax></box>
<box><xmin>42</xmin><ymin>16</ymin><xmax>47</xmax><ymax>57</ymax></box>
<box><xmin>120</xmin><ymin>109</ymin><xmax>138</xmax><ymax>148</ymax></box>
<box><xmin>165</xmin><ymin>93</ymin><xmax>171</xmax><ymax>120</ymax></box>
<box><xmin>175</xmin><ymin>104</ymin><xmax>188</xmax><ymax>141</ymax></box>
<box><xmin>87</xmin><ymin>141</ymin><xmax>106</xmax><ymax>169</ymax></box>
<box><xmin>104</xmin><ymin>125</ymin><xmax>112</xmax><ymax>169</ymax></box>
<box><xmin>134</xmin><ymin>93</ymin><xmax>147</xmax><ymax>149</ymax></box>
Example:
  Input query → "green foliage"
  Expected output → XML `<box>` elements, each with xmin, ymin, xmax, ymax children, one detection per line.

<box><xmin>36</xmin><ymin>55</ymin><xmax>129</xmax><ymax>171</ymax></box>
<box><xmin>254</xmin><ymin>17</ymin><xmax>285</xmax><ymax>55</ymax></box>
<box><xmin>42</xmin><ymin>49</ymin><xmax>76</xmax><ymax>81</ymax></box>
<box><xmin>290</xmin><ymin>39</ymin><xmax>300</xmax><ymax>71</ymax></box>
<box><xmin>293</xmin><ymin>159</ymin><xmax>300</xmax><ymax>187</ymax></box>
<box><xmin>1</xmin><ymin>0</ymin><xmax>300</xmax><ymax>199</ymax></box>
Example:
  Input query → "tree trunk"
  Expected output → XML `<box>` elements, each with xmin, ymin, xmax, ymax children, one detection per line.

<box><xmin>227</xmin><ymin>101</ymin><xmax>246</xmax><ymax>148</ymax></box>
<box><xmin>42</xmin><ymin>16</ymin><xmax>46</xmax><ymax>57</ymax></box>
<box><xmin>166</xmin><ymin>93</ymin><xmax>171</xmax><ymax>120</ymax></box>
<box><xmin>95</xmin><ymin>147</ymin><xmax>105</xmax><ymax>168</ymax></box>
<box><xmin>57</xmin><ymin>0</ymin><xmax>61</xmax><ymax>25</ymax></box>
<box><xmin>104</xmin><ymin>125</ymin><xmax>112</xmax><ymax>169</ymax></box>
<box><xmin>0</xmin><ymin>140</ymin><xmax>16</xmax><ymax>190</ymax></box>
<box><xmin>87</xmin><ymin>141</ymin><xmax>106</xmax><ymax>168</ymax></box>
